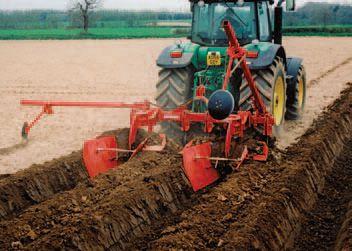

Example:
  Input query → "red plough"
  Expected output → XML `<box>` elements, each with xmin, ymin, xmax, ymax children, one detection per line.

<box><xmin>20</xmin><ymin>21</ymin><xmax>275</xmax><ymax>192</ymax></box>
<box><xmin>83</xmin><ymin>134</ymin><xmax>166</xmax><ymax>178</ymax></box>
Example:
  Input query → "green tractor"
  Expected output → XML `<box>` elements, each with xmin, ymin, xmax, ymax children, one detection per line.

<box><xmin>156</xmin><ymin>0</ymin><xmax>306</xmax><ymax>136</ymax></box>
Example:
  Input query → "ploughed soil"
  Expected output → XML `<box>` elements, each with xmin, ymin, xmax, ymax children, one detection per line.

<box><xmin>0</xmin><ymin>84</ymin><xmax>351</xmax><ymax>250</ymax></box>
<box><xmin>0</xmin><ymin>150</ymin><xmax>87</xmax><ymax>221</ymax></box>
<box><xmin>293</xmin><ymin>139</ymin><xmax>352</xmax><ymax>251</ymax></box>
<box><xmin>0</xmin><ymin>129</ymin><xmax>147</xmax><ymax>221</ymax></box>
<box><xmin>133</xmin><ymin>84</ymin><xmax>352</xmax><ymax>250</ymax></box>
<box><xmin>0</xmin><ymin>129</ymin><xmax>194</xmax><ymax>250</ymax></box>
<box><xmin>335</xmin><ymin>201</ymin><xmax>352</xmax><ymax>251</ymax></box>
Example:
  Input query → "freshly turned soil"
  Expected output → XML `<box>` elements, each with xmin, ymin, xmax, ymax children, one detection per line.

<box><xmin>0</xmin><ymin>131</ymin><xmax>195</xmax><ymax>250</ymax></box>
<box><xmin>0</xmin><ymin>85</ymin><xmax>351</xmax><ymax>250</ymax></box>
<box><xmin>335</xmin><ymin>201</ymin><xmax>352</xmax><ymax>251</ymax></box>
<box><xmin>0</xmin><ymin>128</ymin><xmax>145</xmax><ymax>221</ymax></box>
<box><xmin>293</xmin><ymin>140</ymin><xmax>352</xmax><ymax>251</ymax></box>
<box><xmin>135</xmin><ymin>85</ymin><xmax>352</xmax><ymax>250</ymax></box>
<box><xmin>0</xmin><ymin>150</ymin><xmax>88</xmax><ymax>221</ymax></box>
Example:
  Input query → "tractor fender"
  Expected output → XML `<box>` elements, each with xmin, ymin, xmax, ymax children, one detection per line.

<box><xmin>286</xmin><ymin>57</ymin><xmax>303</xmax><ymax>85</ymax></box>
<box><xmin>156</xmin><ymin>45</ymin><xmax>195</xmax><ymax>69</ymax></box>
<box><xmin>248</xmin><ymin>44</ymin><xmax>287</xmax><ymax>71</ymax></box>
<box><xmin>286</xmin><ymin>57</ymin><xmax>303</xmax><ymax>98</ymax></box>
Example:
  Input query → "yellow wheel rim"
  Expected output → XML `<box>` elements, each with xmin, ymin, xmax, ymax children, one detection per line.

<box><xmin>272</xmin><ymin>76</ymin><xmax>285</xmax><ymax>126</ymax></box>
<box><xmin>298</xmin><ymin>78</ymin><xmax>304</xmax><ymax>109</ymax></box>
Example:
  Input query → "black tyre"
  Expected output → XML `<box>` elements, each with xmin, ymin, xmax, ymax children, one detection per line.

<box><xmin>239</xmin><ymin>57</ymin><xmax>287</xmax><ymax>128</ymax></box>
<box><xmin>155</xmin><ymin>67</ymin><xmax>194</xmax><ymax>140</ymax></box>
<box><xmin>285</xmin><ymin>66</ymin><xmax>306</xmax><ymax>120</ymax></box>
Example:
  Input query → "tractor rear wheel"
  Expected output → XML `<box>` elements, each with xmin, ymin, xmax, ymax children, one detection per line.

<box><xmin>155</xmin><ymin>67</ymin><xmax>194</xmax><ymax>141</ymax></box>
<box><xmin>285</xmin><ymin>66</ymin><xmax>307</xmax><ymax>120</ymax></box>
<box><xmin>239</xmin><ymin>57</ymin><xmax>287</xmax><ymax>129</ymax></box>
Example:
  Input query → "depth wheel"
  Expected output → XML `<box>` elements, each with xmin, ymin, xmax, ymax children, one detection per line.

<box><xmin>285</xmin><ymin>66</ymin><xmax>307</xmax><ymax>120</ymax></box>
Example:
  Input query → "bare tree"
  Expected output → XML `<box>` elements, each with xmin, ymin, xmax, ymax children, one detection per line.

<box><xmin>69</xmin><ymin>0</ymin><xmax>102</xmax><ymax>32</ymax></box>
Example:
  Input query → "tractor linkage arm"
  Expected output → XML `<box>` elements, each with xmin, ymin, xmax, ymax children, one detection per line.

<box><xmin>222</xmin><ymin>20</ymin><xmax>267</xmax><ymax>115</ymax></box>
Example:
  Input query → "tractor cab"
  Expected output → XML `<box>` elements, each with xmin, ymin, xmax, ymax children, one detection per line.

<box><xmin>191</xmin><ymin>1</ymin><xmax>270</xmax><ymax>46</ymax></box>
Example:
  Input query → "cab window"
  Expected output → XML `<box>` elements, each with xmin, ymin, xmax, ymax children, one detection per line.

<box><xmin>258</xmin><ymin>2</ymin><xmax>271</xmax><ymax>41</ymax></box>
<box><xmin>192</xmin><ymin>2</ymin><xmax>257</xmax><ymax>46</ymax></box>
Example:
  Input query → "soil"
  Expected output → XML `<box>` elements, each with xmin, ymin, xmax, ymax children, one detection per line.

<box><xmin>133</xmin><ymin>84</ymin><xmax>352</xmax><ymax>250</ymax></box>
<box><xmin>0</xmin><ymin>150</ymin><xmax>87</xmax><ymax>221</ymax></box>
<box><xmin>0</xmin><ymin>37</ymin><xmax>351</xmax><ymax>250</ymax></box>
<box><xmin>0</xmin><ymin>128</ymin><xmax>148</xmax><ymax>221</ymax></box>
<box><xmin>1</xmin><ymin>37</ymin><xmax>352</xmax><ymax>174</ymax></box>
<box><xmin>335</xmin><ymin>201</ymin><xmax>352</xmax><ymax>251</ymax></box>
<box><xmin>0</xmin><ymin>84</ymin><xmax>350</xmax><ymax>250</ymax></box>
<box><xmin>0</xmin><ymin>147</ymin><xmax>194</xmax><ymax>250</ymax></box>
<box><xmin>293</xmin><ymin>139</ymin><xmax>352</xmax><ymax>251</ymax></box>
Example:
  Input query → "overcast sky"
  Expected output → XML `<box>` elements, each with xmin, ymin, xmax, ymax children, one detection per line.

<box><xmin>0</xmin><ymin>0</ymin><xmax>350</xmax><ymax>11</ymax></box>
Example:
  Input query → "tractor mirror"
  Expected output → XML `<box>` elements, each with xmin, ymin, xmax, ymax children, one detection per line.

<box><xmin>286</xmin><ymin>0</ymin><xmax>296</xmax><ymax>11</ymax></box>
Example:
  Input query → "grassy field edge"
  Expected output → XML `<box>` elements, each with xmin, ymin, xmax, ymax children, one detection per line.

<box><xmin>0</xmin><ymin>26</ymin><xmax>351</xmax><ymax>40</ymax></box>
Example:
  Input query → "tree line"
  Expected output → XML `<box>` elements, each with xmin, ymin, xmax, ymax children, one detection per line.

<box><xmin>0</xmin><ymin>2</ymin><xmax>351</xmax><ymax>30</ymax></box>
<box><xmin>0</xmin><ymin>9</ymin><xmax>191</xmax><ymax>30</ymax></box>
<box><xmin>284</xmin><ymin>2</ymin><xmax>352</xmax><ymax>26</ymax></box>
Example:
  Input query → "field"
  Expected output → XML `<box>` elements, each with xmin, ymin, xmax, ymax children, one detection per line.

<box><xmin>0</xmin><ymin>37</ymin><xmax>352</xmax><ymax>249</ymax></box>
<box><xmin>0</xmin><ymin>27</ymin><xmax>186</xmax><ymax>40</ymax></box>
<box><xmin>283</xmin><ymin>25</ymin><xmax>352</xmax><ymax>37</ymax></box>
<box><xmin>0</xmin><ymin>25</ymin><xmax>351</xmax><ymax>40</ymax></box>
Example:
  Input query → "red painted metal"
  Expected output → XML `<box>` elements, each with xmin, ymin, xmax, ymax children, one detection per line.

<box><xmin>83</xmin><ymin>136</ymin><xmax>118</xmax><ymax>178</ymax></box>
<box><xmin>88</xmin><ymin>134</ymin><xmax>167</xmax><ymax>177</ymax></box>
<box><xmin>182</xmin><ymin>141</ymin><xmax>220</xmax><ymax>192</ymax></box>
<box><xmin>20</xmin><ymin>100</ymin><xmax>150</xmax><ymax>139</ymax></box>
<box><xmin>194</xmin><ymin>85</ymin><xmax>208</xmax><ymax>105</ymax></box>
<box><xmin>21</xmin><ymin>100</ymin><xmax>150</xmax><ymax>109</ymax></box>
<box><xmin>253</xmin><ymin>141</ymin><xmax>269</xmax><ymax>162</ymax></box>
<box><xmin>127</xmin><ymin>107</ymin><xmax>272</xmax><ymax>157</ymax></box>
<box><xmin>222</xmin><ymin>56</ymin><xmax>235</xmax><ymax>91</ymax></box>
<box><xmin>223</xmin><ymin>20</ymin><xmax>267</xmax><ymax>115</ymax></box>
<box><xmin>196</xmin><ymin>85</ymin><xmax>206</xmax><ymax>97</ymax></box>
<box><xmin>22</xmin><ymin>105</ymin><xmax>53</xmax><ymax>138</ymax></box>
<box><xmin>129</xmin><ymin>137</ymin><xmax>149</xmax><ymax>160</ymax></box>
<box><xmin>236</xmin><ymin>146</ymin><xmax>249</xmax><ymax>171</ymax></box>
<box><xmin>21</xmin><ymin>100</ymin><xmax>273</xmax><ymax>156</ymax></box>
